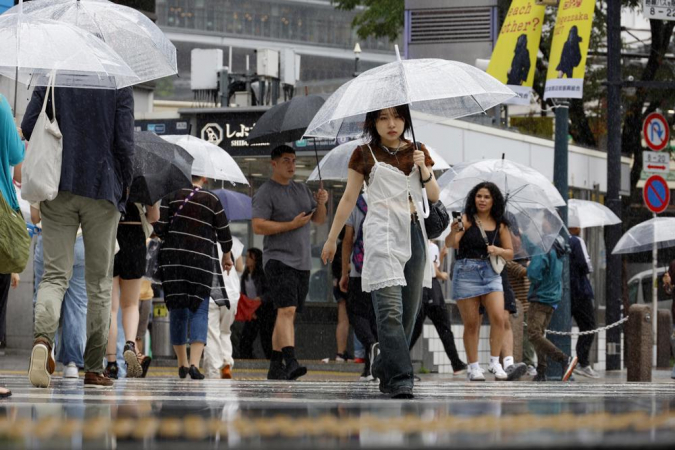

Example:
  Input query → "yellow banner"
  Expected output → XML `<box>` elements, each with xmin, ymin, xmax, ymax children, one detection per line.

<box><xmin>544</xmin><ymin>0</ymin><xmax>596</xmax><ymax>100</ymax></box>
<box><xmin>487</xmin><ymin>0</ymin><xmax>546</xmax><ymax>105</ymax></box>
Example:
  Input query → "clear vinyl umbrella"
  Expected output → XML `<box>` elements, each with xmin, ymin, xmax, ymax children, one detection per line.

<box><xmin>303</xmin><ymin>48</ymin><xmax>515</xmax><ymax>140</ymax></box>
<box><xmin>0</xmin><ymin>12</ymin><xmax>137</xmax><ymax>90</ymax></box>
<box><xmin>438</xmin><ymin>158</ymin><xmax>566</xmax><ymax>258</ymax></box>
<box><xmin>568</xmin><ymin>199</ymin><xmax>621</xmax><ymax>228</ymax></box>
<box><xmin>307</xmin><ymin>138</ymin><xmax>451</xmax><ymax>182</ymax></box>
<box><xmin>611</xmin><ymin>217</ymin><xmax>675</xmax><ymax>255</ymax></box>
<box><xmin>5</xmin><ymin>0</ymin><xmax>177</xmax><ymax>88</ymax></box>
<box><xmin>161</xmin><ymin>135</ymin><xmax>249</xmax><ymax>185</ymax></box>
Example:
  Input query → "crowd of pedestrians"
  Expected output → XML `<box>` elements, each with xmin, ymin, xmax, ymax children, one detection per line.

<box><xmin>0</xmin><ymin>86</ymin><xmax>614</xmax><ymax>399</ymax></box>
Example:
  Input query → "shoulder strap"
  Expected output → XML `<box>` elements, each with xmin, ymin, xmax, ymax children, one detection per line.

<box><xmin>169</xmin><ymin>187</ymin><xmax>200</xmax><ymax>226</ymax></box>
<box><xmin>365</xmin><ymin>144</ymin><xmax>378</xmax><ymax>163</ymax></box>
<box><xmin>473</xmin><ymin>215</ymin><xmax>498</xmax><ymax>246</ymax></box>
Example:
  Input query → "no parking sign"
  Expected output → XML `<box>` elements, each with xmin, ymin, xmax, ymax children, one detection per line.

<box><xmin>643</xmin><ymin>174</ymin><xmax>670</xmax><ymax>214</ymax></box>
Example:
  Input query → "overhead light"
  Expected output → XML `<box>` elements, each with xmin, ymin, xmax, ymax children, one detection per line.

<box><xmin>251</xmin><ymin>173</ymin><xmax>263</xmax><ymax>177</ymax></box>
<box><xmin>244</xmin><ymin>157</ymin><xmax>257</xmax><ymax>161</ymax></box>
<box><xmin>334</xmin><ymin>184</ymin><xmax>344</xmax><ymax>188</ymax></box>
<box><xmin>295</xmin><ymin>164</ymin><xmax>306</xmax><ymax>168</ymax></box>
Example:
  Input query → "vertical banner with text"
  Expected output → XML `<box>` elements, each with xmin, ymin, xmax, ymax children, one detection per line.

<box><xmin>544</xmin><ymin>0</ymin><xmax>595</xmax><ymax>100</ymax></box>
<box><xmin>487</xmin><ymin>0</ymin><xmax>546</xmax><ymax>105</ymax></box>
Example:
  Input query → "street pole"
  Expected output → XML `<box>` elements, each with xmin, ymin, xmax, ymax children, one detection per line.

<box><xmin>548</xmin><ymin>101</ymin><xmax>571</xmax><ymax>380</ymax></box>
<box><xmin>652</xmin><ymin>213</ymin><xmax>657</xmax><ymax>365</ymax></box>
<box><xmin>605</xmin><ymin>0</ymin><xmax>623</xmax><ymax>371</ymax></box>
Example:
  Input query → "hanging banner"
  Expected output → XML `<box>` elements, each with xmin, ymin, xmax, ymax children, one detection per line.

<box><xmin>544</xmin><ymin>0</ymin><xmax>595</xmax><ymax>100</ymax></box>
<box><xmin>487</xmin><ymin>0</ymin><xmax>546</xmax><ymax>105</ymax></box>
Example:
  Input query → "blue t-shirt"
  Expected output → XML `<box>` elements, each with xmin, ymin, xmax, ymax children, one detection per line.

<box><xmin>0</xmin><ymin>94</ymin><xmax>25</xmax><ymax>211</ymax></box>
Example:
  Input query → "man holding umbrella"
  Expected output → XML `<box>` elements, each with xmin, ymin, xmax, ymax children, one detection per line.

<box><xmin>253</xmin><ymin>145</ymin><xmax>327</xmax><ymax>380</ymax></box>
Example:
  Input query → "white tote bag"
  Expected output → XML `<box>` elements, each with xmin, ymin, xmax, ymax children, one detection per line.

<box><xmin>21</xmin><ymin>70</ymin><xmax>63</xmax><ymax>203</ymax></box>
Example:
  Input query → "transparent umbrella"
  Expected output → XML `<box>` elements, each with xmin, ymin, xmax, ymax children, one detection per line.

<box><xmin>303</xmin><ymin>48</ymin><xmax>515</xmax><ymax>139</ymax></box>
<box><xmin>568</xmin><ymin>199</ymin><xmax>621</xmax><ymax>228</ymax></box>
<box><xmin>0</xmin><ymin>13</ymin><xmax>137</xmax><ymax>90</ymax></box>
<box><xmin>438</xmin><ymin>158</ymin><xmax>566</xmax><ymax>258</ymax></box>
<box><xmin>5</xmin><ymin>0</ymin><xmax>177</xmax><ymax>87</ymax></box>
<box><xmin>611</xmin><ymin>217</ymin><xmax>675</xmax><ymax>255</ymax></box>
<box><xmin>307</xmin><ymin>139</ymin><xmax>450</xmax><ymax>182</ymax></box>
<box><xmin>437</xmin><ymin>158</ymin><xmax>565</xmax><ymax>209</ymax></box>
<box><xmin>161</xmin><ymin>135</ymin><xmax>249</xmax><ymax>185</ymax></box>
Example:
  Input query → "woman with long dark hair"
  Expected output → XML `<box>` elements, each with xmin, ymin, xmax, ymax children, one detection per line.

<box><xmin>321</xmin><ymin>104</ymin><xmax>439</xmax><ymax>399</ymax></box>
<box><xmin>446</xmin><ymin>181</ymin><xmax>513</xmax><ymax>381</ymax></box>
<box><xmin>239</xmin><ymin>248</ymin><xmax>275</xmax><ymax>359</ymax></box>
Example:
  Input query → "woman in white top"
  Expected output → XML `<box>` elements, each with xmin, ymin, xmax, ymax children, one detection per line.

<box><xmin>321</xmin><ymin>105</ymin><xmax>439</xmax><ymax>399</ymax></box>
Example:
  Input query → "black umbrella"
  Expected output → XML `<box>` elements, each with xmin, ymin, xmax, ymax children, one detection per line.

<box><xmin>128</xmin><ymin>131</ymin><xmax>194</xmax><ymax>205</ymax></box>
<box><xmin>246</xmin><ymin>95</ymin><xmax>326</xmax><ymax>184</ymax></box>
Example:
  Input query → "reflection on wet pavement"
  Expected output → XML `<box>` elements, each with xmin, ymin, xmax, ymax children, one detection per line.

<box><xmin>1</xmin><ymin>377</ymin><xmax>674</xmax><ymax>449</ymax></box>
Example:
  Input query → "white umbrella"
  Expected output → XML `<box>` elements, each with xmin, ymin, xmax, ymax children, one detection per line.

<box><xmin>161</xmin><ymin>135</ymin><xmax>249</xmax><ymax>186</ymax></box>
<box><xmin>437</xmin><ymin>158</ymin><xmax>565</xmax><ymax>209</ymax></box>
<box><xmin>307</xmin><ymin>139</ymin><xmax>450</xmax><ymax>182</ymax></box>
<box><xmin>0</xmin><ymin>12</ymin><xmax>137</xmax><ymax>90</ymax></box>
<box><xmin>568</xmin><ymin>199</ymin><xmax>621</xmax><ymax>228</ymax></box>
<box><xmin>611</xmin><ymin>217</ymin><xmax>675</xmax><ymax>255</ymax></box>
<box><xmin>303</xmin><ymin>48</ymin><xmax>515</xmax><ymax>139</ymax></box>
<box><xmin>6</xmin><ymin>0</ymin><xmax>177</xmax><ymax>87</ymax></box>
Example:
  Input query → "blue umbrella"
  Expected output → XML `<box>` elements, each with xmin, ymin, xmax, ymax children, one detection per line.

<box><xmin>212</xmin><ymin>189</ymin><xmax>252</xmax><ymax>222</ymax></box>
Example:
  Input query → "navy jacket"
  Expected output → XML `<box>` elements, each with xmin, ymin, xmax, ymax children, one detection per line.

<box><xmin>21</xmin><ymin>87</ymin><xmax>135</xmax><ymax>212</ymax></box>
<box><xmin>569</xmin><ymin>235</ymin><xmax>594</xmax><ymax>301</ymax></box>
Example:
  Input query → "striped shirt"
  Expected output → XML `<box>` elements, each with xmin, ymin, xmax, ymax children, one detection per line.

<box><xmin>506</xmin><ymin>260</ymin><xmax>531</xmax><ymax>313</ymax></box>
<box><xmin>154</xmin><ymin>187</ymin><xmax>232</xmax><ymax>311</ymax></box>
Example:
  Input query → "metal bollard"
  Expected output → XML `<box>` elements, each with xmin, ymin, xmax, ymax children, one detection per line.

<box><xmin>626</xmin><ymin>304</ymin><xmax>653</xmax><ymax>382</ymax></box>
<box><xmin>657</xmin><ymin>310</ymin><xmax>673</xmax><ymax>368</ymax></box>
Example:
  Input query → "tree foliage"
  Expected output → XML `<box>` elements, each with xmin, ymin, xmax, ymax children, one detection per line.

<box><xmin>333</xmin><ymin>0</ymin><xmax>404</xmax><ymax>42</ymax></box>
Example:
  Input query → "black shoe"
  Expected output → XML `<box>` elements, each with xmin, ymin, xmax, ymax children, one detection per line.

<box><xmin>532</xmin><ymin>372</ymin><xmax>547</xmax><ymax>382</ymax></box>
<box><xmin>188</xmin><ymin>365</ymin><xmax>204</xmax><ymax>380</ymax></box>
<box><xmin>390</xmin><ymin>386</ymin><xmax>414</xmax><ymax>399</ymax></box>
<box><xmin>139</xmin><ymin>355</ymin><xmax>152</xmax><ymax>378</ymax></box>
<box><xmin>267</xmin><ymin>362</ymin><xmax>288</xmax><ymax>380</ymax></box>
<box><xmin>178</xmin><ymin>366</ymin><xmax>189</xmax><ymax>379</ymax></box>
<box><xmin>285</xmin><ymin>359</ymin><xmax>307</xmax><ymax>380</ymax></box>
<box><xmin>452</xmin><ymin>362</ymin><xmax>468</xmax><ymax>375</ymax></box>
<box><xmin>104</xmin><ymin>363</ymin><xmax>118</xmax><ymax>380</ymax></box>
<box><xmin>506</xmin><ymin>362</ymin><xmax>528</xmax><ymax>381</ymax></box>
<box><xmin>562</xmin><ymin>356</ymin><xmax>578</xmax><ymax>382</ymax></box>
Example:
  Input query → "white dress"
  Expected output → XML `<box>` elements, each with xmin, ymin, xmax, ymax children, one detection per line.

<box><xmin>360</xmin><ymin>145</ymin><xmax>432</xmax><ymax>293</ymax></box>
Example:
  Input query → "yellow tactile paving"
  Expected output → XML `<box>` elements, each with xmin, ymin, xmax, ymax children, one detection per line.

<box><xmin>0</xmin><ymin>411</ymin><xmax>673</xmax><ymax>441</ymax></box>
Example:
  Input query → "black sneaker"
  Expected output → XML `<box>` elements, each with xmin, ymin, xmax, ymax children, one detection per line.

<box><xmin>532</xmin><ymin>372</ymin><xmax>547</xmax><ymax>382</ymax></box>
<box><xmin>178</xmin><ymin>366</ymin><xmax>189</xmax><ymax>379</ymax></box>
<box><xmin>562</xmin><ymin>356</ymin><xmax>578</xmax><ymax>382</ymax></box>
<box><xmin>390</xmin><ymin>386</ymin><xmax>414</xmax><ymax>399</ymax></box>
<box><xmin>285</xmin><ymin>359</ymin><xmax>307</xmax><ymax>380</ymax></box>
<box><xmin>188</xmin><ymin>365</ymin><xmax>204</xmax><ymax>380</ymax></box>
<box><xmin>104</xmin><ymin>363</ymin><xmax>119</xmax><ymax>380</ymax></box>
<box><xmin>506</xmin><ymin>362</ymin><xmax>528</xmax><ymax>381</ymax></box>
<box><xmin>452</xmin><ymin>362</ymin><xmax>468</xmax><ymax>376</ymax></box>
<box><xmin>359</xmin><ymin>358</ymin><xmax>374</xmax><ymax>382</ymax></box>
<box><xmin>267</xmin><ymin>362</ymin><xmax>288</xmax><ymax>380</ymax></box>
<box><xmin>139</xmin><ymin>355</ymin><xmax>152</xmax><ymax>378</ymax></box>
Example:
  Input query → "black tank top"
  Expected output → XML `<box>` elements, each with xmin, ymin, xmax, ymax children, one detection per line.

<box><xmin>457</xmin><ymin>225</ymin><xmax>500</xmax><ymax>260</ymax></box>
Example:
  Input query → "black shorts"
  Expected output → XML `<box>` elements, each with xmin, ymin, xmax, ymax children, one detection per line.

<box><xmin>113</xmin><ymin>225</ymin><xmax>147</xmax><ymax>280</ymax></box>
<box><xmin>423</xmin><ymin>278</ymin><xmax>445</xmax><ymax>305</ymax></box>
<box><xmin>265</xmin><ymin>259</ymin><xmax>310</xmax><ymax>312</ymax></box>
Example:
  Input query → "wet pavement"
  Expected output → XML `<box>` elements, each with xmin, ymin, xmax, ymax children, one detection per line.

<box><xmin>0</xmin><ymin>362</ymin><xmax>674</xmax><ymax>449</ymax></box>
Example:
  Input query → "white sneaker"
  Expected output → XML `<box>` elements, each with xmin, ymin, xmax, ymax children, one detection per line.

<box><xmin>488</xmin><ymin>362</ymin><xmax>508</xmax><ymax>380</ymax></box>
<box><xmin>467</xmin><ymin>366</ymin><xmax>486</xmax><ymax>381</ymax></box>
<box><xmin>526</xmin><ymin>365</ymin><xmax>538</xmax><ymax>377</ymax></box>
<box><xmin>574</xmin><ymin>364</ymin><xmax>600</xmax><ymax>379</ymax></box>
<box><xmin>64</xmin><ymin>362</ymin><xmax>79</xmax><ymax>379</ymax></box>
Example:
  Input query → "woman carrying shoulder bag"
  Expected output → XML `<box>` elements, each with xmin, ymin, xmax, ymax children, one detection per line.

<box><xmin>446</xmin><ymin>181</ymin><xmax>513</xmax><ymax>382</ymax></box>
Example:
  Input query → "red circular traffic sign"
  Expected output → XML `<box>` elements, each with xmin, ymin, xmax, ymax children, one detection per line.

<box><xmin>643</xmin><ymin>112</ymin><xmax>670</xmax><ymax>151</ymax></box>
<box><xmin>643</xmin><ymin>174</ymin><xmax>671</xmax><ymax>214</ymax></box>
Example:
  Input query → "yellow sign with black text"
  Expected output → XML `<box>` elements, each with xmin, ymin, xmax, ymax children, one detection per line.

<box><xmin>544</xmin><ymin>0</ymin><xmax>595</xmax><ymax>100</ymax></box>
<box><xmin>487</xmin><ymin>0</ymin><xmax>546</xmax><ymax>105</ymax></box>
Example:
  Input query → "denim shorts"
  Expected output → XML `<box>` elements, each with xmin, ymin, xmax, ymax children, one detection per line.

<box><xmin>169</xmin><ymin>297</ymin><xmax>209</xmax><ymax>345</ymax></box>
<box><xmin>452</xmin><ymin>258</ymin><xmax>503</xmax><ymax>300</ymax></box>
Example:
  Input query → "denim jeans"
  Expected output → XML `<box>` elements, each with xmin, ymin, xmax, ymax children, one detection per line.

<box><xmin>169</xmin><ymin>298</ymin><xmax>209</xmax><ymax>345</ymax></box>
<box><xmin>34</xmin><ymin>234</ymin><xmax>87</xmax><ymax>368</ymax></box>
<box><xmin>370</xmin><ymin>220</ymin><xmax>426</xmax><ymax>392</ymax></box>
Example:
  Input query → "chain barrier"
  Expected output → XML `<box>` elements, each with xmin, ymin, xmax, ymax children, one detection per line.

<box><xmin>521</xmin><ymin>315</ymin><xmax>630</xmax><ymax>336</ymax></box>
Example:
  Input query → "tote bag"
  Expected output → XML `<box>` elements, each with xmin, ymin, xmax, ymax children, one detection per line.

<box><xmin>0</xmin><ymin>194</ymin><xmax>30</xmax><ymax>274</ymax></box>
<box><xmin>21</xmin><ymin>70</ymin><xmax>63</xmax><ymax>203</ymax></box>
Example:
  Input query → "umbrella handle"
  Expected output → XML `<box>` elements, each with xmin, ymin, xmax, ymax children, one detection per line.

<box><xmin>418</xmin><ymin>188</ymin><xmax>430</xmax><ymax>219</ymax></box>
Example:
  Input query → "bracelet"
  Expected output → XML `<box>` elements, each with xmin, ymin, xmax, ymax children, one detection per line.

<box><xmin>421</xmin><ymin>172</ymin><xmax>433</xmax><ymax>184</ymax></box>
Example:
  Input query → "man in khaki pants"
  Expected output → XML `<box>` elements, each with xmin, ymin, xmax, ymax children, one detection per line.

<box><xmin>21</xmin><ymin>86</ymin><xmax>134</xmax><ymax>388</ymax></box>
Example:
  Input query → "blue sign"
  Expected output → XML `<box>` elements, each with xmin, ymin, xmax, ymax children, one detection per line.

<box><xmin>643</xmin><ymin>174</ymin><xmax>670</xmax><ymax>214</ymax></box>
